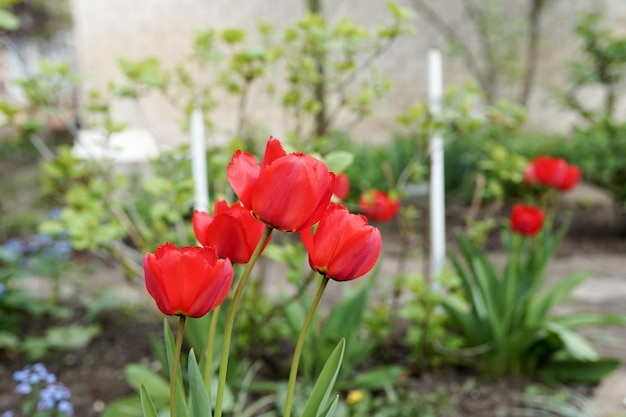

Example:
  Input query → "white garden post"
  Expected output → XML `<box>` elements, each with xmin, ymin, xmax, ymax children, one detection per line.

<box><xmin>190</xmin><ymin>108</ymin><xmax>209</xmax><ymax>213</ymax></box>
<box><xmin>428</xmin><ymin>48</ymin><xmax>446</xmax><ymax>277</ymax></box>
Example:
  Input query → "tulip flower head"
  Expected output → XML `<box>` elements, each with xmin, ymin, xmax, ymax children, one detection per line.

<box><xmin>192</xmin><ymin>200</ymin><xmax>268</xmax><ymax>264</ymax></box>
<box><xmin>359</xmin><ymin>190</ymin><xmax>400</xmax><ymax>222</ymax></box>
<box><xmin>143</xmin><ymin>243</ymin><xmax>233</xmax><ymax>318</ymax></box>
<box><xmin>333</xmin><ymin>172</ymin><xmax>351</xmax><ymax>201</ymax></box>
<box><xmin>510</xmin><ymin>204</ymin><xmax>544</xmax><ymax>236</ymax></box>
<box><xmin>301</xmin><ymin>203</ymin><xmax>382</xmax><ymax>281</ymax></box>
<box><xmin>228</xmin><ymin>136</ymin><xmax>335</xmax><ymax>232</ymax></box>
<box><xmin>525</xmin><ymin>156</ymin><xmax>581</xmax><ymax>192</ymax></box>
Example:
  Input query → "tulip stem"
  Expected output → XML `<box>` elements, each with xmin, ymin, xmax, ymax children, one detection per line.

<box><xmin>204</xmin><ymin>304</ymin><xmax>221</xmax><ymax>396</ymax></box>
<box><xmin>214</xmin><ymin>225</ymin><xmax>273</xmax><ymax>417</ymax></box>
<box><xmin>171</xmin><ymin>315</ymin><xmax>186</xmax><ymax>417</ymax></box>
<box><xmin>283</xmin><ymin>275</ymin><xmax>330</xmax><ymax>417</ymax></box>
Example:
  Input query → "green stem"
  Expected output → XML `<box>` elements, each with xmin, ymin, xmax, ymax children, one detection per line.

<box><xmin>214</xmin><ymin>225</ymin><xmax>273</xmax><ymax>417</ymax></box>
<box><xmin>170</xmin><ymin>315</ymin><xmax>186</xmax><ymax>417</ymax></box>
<box><xmin>283</xmin><ymin>275</ymin><xmax>330</xmax><ymax>417</ymax></box>
<box><xmin>204</xmin><ymin>304</ymin><xmax>221</xmax><ymax>396</ymax></box>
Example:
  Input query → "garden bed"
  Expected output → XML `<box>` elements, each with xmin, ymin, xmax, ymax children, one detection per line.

<box><xmin>2</xmin><ymin>201</ymin><xmax>625</xmax><ymax>416</ymax></box>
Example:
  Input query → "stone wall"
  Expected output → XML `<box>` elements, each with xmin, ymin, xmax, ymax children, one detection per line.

<box><xmin>68</xmin><ymin>0</ymin><xmax>626</xmax><ymax>146</ymax></box>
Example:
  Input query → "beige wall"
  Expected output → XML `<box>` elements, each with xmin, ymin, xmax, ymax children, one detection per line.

<box><xmin>69</xmin><ymin>0</ymin><xmax>626</xmax><ymax>146</ymax></box>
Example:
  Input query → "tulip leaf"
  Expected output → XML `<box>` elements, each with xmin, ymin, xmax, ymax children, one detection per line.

<box><xmin>318</xmin><ymin>395</ymin><xmax>340</xmax><ymax>417</ymax></box>
<box><xmin>188</xmin><ymin>349</ymin><xmax>212</xmax><ymax>417</ymax></box>
<box><xmin>140</xmin><ymin>384</ymin><xmax>159</xmax><ymax>417</ymax></box>
<box><xmin>540</xmin><ymin>358</ymin><xmax>620</xmax><ymax>383</ymax></box>
<box><xmin>301</xmin><ymin>338</ymin><xmax>345</xmax><ymax>417</ymax></box>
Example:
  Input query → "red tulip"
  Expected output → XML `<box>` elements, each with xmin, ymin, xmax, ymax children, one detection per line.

<box><xmin>556</xmin><ymin>165</ymin><xmax>581</xmax><ymax>191</ymax></box>
<box><xmin>192</xmin><ymin>200</ymin><xmax>268</xmax><ymax>264</ymax></box>
<box><xmin>227</xmin><ymin>136</ymin><xmax>335</xmax><ymax>232</ymax></box>
<box><xmin>509</xmin><ymin>204</ymin><xmax>544</xmax><ymax>236</ymax></box>
<box><xmin>301</xmin><ymin>203</ymin><xmax>382</xmax><ymax>281</ymax></box>
<box><xmin>333</xmin><ymin>173</ymin><xmax>350</xmax><ymax>201</ymax></box>
<box><xmin>532</xmin><ymin>156</ymin><xmax>568</xmax><ymax>186</ymax></box>
<box><xmin>359</xmin><ymin>190</ymin><xmax>400</xmax><ymax>222</ymax></box>
<box><xmin>525</xmin><ymin>156</ymin><xmax>581</xmax><ymax>192</ymax></box>
<box><xmin>143</xmin><ymin>243</ymin><xmax>233</xmax><ymax>318</ymax></box>
<box><xmin>522</xmin><ymin>163</ymin><xmax>537</xmax><ymax>185</ymax></box>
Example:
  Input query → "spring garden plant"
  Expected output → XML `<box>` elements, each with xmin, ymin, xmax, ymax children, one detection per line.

<box><xmin>444</xmin><ymin>156</ymin><xmax>625</xmax><ymax>381</ymax></box>
<box><xmin>140</xmin><ymin>136</ymin><xmax>382</xmax><ymax>417</ymax></box>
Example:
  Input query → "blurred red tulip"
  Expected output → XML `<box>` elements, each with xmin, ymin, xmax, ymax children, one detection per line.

<box><xmin>557</xmin><ymin>165</ymin><xmax>582</xmax><ymax>191</ymax></box>
<box><xmin>333</xmin><ymin>173</ymin><xmax>350</xmax><ymax>201</ymax></box>
<box><xmin>228</xmin><ymin>136</ymin><xmax>335</xmax><ymax>232</ymax></box>
<box><xmin>143</xmin><ymin>243</ymin><xmax>233</xmax><ymax>318</ymax></box>
<box><xmin>192</xmin><ymin>200</ymin><xmax>268</xmax><ymax>264</ymax></box>
<box><xmin>359</xmin><ymin>190</ymin><xmax>400</xmax><ymax>222</ymax></box>
<box><xmin>510</xmin><ymin>204</ymin><xmax>544</xmax><ymax>236</ymax></box>
<box><xmin>301</xmin><ymin>203</ymin><xmax>382</xmax><ymax>281</ymax></box>
<box><xmin>525</xmin><ymin>156</ymin><xmax>581</xmax><ymax>192</ymax></box>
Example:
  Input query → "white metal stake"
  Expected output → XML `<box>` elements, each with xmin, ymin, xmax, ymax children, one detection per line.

<box><xmin>190</xmin><ymin>108</ymin><xmax>209</xmax><ymax>213</ymax></box>
<box><xmin>428</xmin><ymin>48</ymin><xmax>446</xmax><ymax>277</ymax></box>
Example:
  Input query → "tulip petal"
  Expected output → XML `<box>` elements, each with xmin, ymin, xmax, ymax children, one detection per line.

<box><xmin>251</xmin><ymin>155</ymin><xmax>333</xmax><ymax>231</ymax></box>
<box><xmin>192</xmin><ymin>210</ymin><xmax>213</xmax><ymax>247</ymax></box>
<box><xmin>228</xmin><ymin>151</ymin><xmax>260</xmax><ymax>208</ymax></box>
<box><xmin>261</xmin><ymin>136</ymin><xmax>287</xmax><ymax>168</ymax></box>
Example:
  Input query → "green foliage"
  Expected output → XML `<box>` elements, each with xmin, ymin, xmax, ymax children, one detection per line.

<box><xmin>108</xmin><ymin>2</ymin><xmax>412</xmax><ymax>152</ymax></box>
<box><xmin>338</xmin><ymin>386</ymin><xmax>455</xmax><ymax>417</ymax></box>
<box><xmin>395</xmin><ymin>80</ymin><xmax>528</xmax><ymax>205</ymax></box>
<box><xmin>21</xmin><ymin>324</ymin><xmax>101</xmax><ymax>360</ymax></box>
<box><xmin>0</xmin><ymin>58</ymin><xmax>79</xmax><ymax>147</ymax></box>
<box><xmin>39</xmin><ymin>144</ymin><xmax>196</xmax><ymax>277</ymax></box>
<box><xmin>0</xmin><ymin>0</ymin><xmax>19</xmax><ymax>30</ymax></box>
<box><xmin>513</xmin><ymin>384</ymin><xmax>597</xmax><ymax>417</ymax></box>
<box><xmin>345</xmin><ymin>135</ymin><xmax>420</xmax><ymax>200</ymax></box>
<box><xmin>557</xmin><ymin>11</ymin><xmax>626</xmax><ymax>205</ymax></box>
<box><xmin>443</xmin><ymin>222</ymin><xmax>625</xmax><ymax>382</ymax></box>
<box><xmin>8</xmin><ymin>0</ymin><xmax>72</xmax><ymax>39</ymax></box>
<box><xmin>300</xmin><ymin>338</ymin><xmax>345</xmax><ymax>417</ymax></box>
<box><xmin>399</xmin><ymin>271</ymin><xmax>463</xmax><ymax>369</ymax></box>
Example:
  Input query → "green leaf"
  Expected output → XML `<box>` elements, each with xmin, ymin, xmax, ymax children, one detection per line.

<box><xmin>101</xmin><ymin>395</ymin><xmax>142</xmax><ymax>417</ymax></box>
<box><xmin>551</xmin><ymin>312</ymin><xmax>626</xmax><ymax>329</ymax></box>
<box><xmin>45</xmin><ymin>325</ymin><xmax>101</xmax><ymax>349</ymax></box>
<box><xmin>541</xmin><ymin>358</ymin><xmax>620</xmax><ymax>383</ymax></box>
<box><xmin>140</xmin><ymin>384</ymin><xmax>159</xmax><ymax>417</ymax></box>
<box><xmin>528</xmin><ymin>273</ymin><xmax>588</xmax><ymax>326</ymax></box>
<box><xmin>348</xmin><ymin>365</ymin><xmax>404</xmax><ymax>389</ymax></box>
<box><xmin>318</xmin><ymin>395</ymin><xmax>340</xmax><ymax>417</ymax></box>
<box><xmin>124</xmin><ymin>364</ymin><xmax>170</xmax><ymax>403</ymax></box>
<box><xmin>323</xmin><ymin>151</ymin><xmax>354</xmax><ymax>174</ymax></box>
<box><xmin>0</xmin><ymin>9</ymin><xmax>19</xmax><ymax>30</ymax></box>
<box><xmin>0</xmin><ymin>330</ymin><xmax>19</xmax><ymax>349</ymax></box>
<box><xmin>301</xmin><ymin>338</ymin><xmax>345</xmax><ymax>417</ymax></box>
<box><xmin>548</xmin><ymin>325</ymin><xmax>598</xmax><ymax>361</ymax></box>
<box><xmin>188</xmin><ymin>349</ymin><xmax>212</xmax><ymax>417</ymax></box>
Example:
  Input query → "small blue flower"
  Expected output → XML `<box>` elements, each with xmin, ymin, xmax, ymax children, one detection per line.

<box><xmin>15</xmin><ymin>382</ymin><xmax>32</xmax><ymax>395</ymax></box>
<box><xmin>2</xmin><ymin>410</ymin><xmax>15</xmax><ymax>417</ymax></box>
<box><xmin>48</xmin><ymin>207</ymin><xmax>63</xmax><ymax>221</ymax></box>
<box><xmin>0</xmin><ymin>239</ymin><xmax>25</xmax><ymax>263</ymax></box>
<box><xmin>57</xmin><ymin>400</ymin><xmax>74</xmax><ymax>416</ymax></box>
<box><xmin>27</xmin><ymin>233</ymin><xmax>53</xmax><ymax>253</ymax></box>
<box><xmin>12</xmin><ymin>368</ymin><xmax>30</xmax><ymax>382</ymax></box>
<box><xmin>38</xmin><ymin>383</ymin><xmax>72</xmax><ymax>412</ymax></box>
